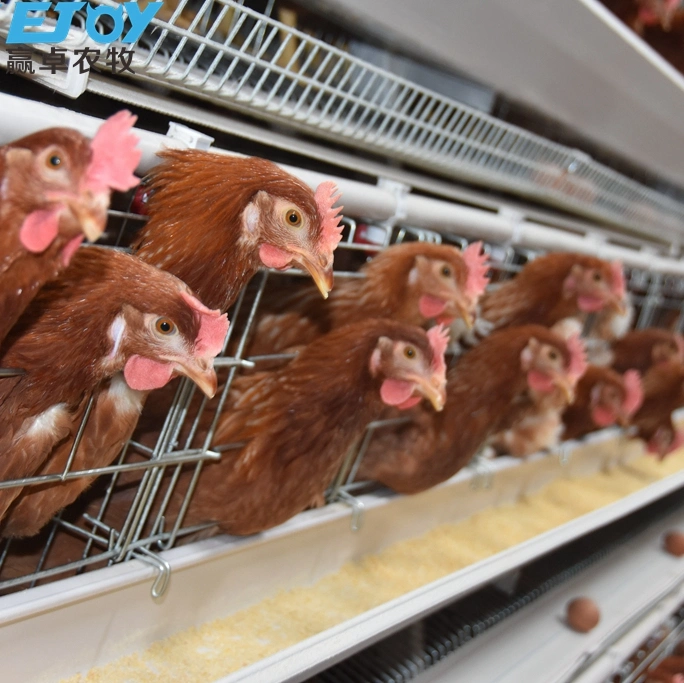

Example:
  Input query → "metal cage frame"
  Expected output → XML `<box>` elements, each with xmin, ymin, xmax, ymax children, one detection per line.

<box><xmin>1</xmin><ymin>195</ymin><xmax>683</xmax><ymax>598</ymax></box>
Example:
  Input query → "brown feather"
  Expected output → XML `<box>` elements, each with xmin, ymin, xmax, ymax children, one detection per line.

<box><xmin>480</xmin><ymin>253</ymin><xmax>618</xmax><ymax>328</ymax></box>
<box><xmin>1</xmin><ymin>376</ymin><xmax>145</xmax><ymax>538</ymax></box>
<box><xmin>610</xmin><ymin>328</ymin><xmax>682</xmax><ymax>374</ymax></box>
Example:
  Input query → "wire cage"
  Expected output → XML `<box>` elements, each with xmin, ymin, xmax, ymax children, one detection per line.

<box><xmin>4</xmin><ymin>0</ymin><xmax>684</xmax><ymax>236</ymax></box>
<box><xmin>1</xmin><ymin>180</ymin><xmax>684</xmax><ymax>600</ymax></box>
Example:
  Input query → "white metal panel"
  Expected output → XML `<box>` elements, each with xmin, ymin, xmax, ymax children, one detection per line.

<box><xmin>414</xmin><ymin>508</ymin><xmax>684</xmax><ymax>683</ymax></box>
<box><xmin>316</xmin><ymin>0</ymin><xmax>684</xmax><ymax>188</ymax></box>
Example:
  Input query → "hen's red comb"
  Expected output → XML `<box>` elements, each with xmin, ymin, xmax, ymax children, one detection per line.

<box><xmin>610</xmin><ymin>261</ymin><xmax>626</xmax><ymax>298</ymax></box>
<box><xmin>427</xmin><ymin>324</ymin><xmax>449</xmax><ymax>377</ymax></box>
<box><xmin>566</xmin><ymin>333</ymin><xmax>587</xmax><ymax>381</ymax></box>
<box><xmin>85</xmin><ymin>111</ymin><xmax>141</xmax><ymax>194</ymax></box>
<box><xmin>315</xmin><ymin>181</ymin><xmax>343</xmax><ymax>256</ymax></box>
<box><xmin>622</xmin><ymin>370</ymin><xmax>644</xmax><ymax>416</ymax></box>
<box><xmin>462</xmin><ymin>241</ymin><xmax>489</xmax><ymax>301</ymax></box>
<box><xmin>180</xmin><ymin>291</ymin><xmax>229</xmax><ymax>357</ymax></box>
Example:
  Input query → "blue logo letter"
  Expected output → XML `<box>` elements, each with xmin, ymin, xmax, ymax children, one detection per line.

<box><xmin>7</xmin><ymin>2</ymin><xmax>86</xmax><ymax>44</ymax></box>
<box><xmin>7</xmin><ymin>1</ymin><xmax>51</xmax><ymax>43</ymax></box>
<box><xmin>123</xmin><ymin>2</ymin><xmax>163</xmax><ymax>43</ymax></box>
<box><xmin>86</xmin><ymin>3</ymin><xmax>124</xmax><ymax>44</ymax></box>
<box><xmin>7</xmin><ymin>1</ymin><xmax>163</xmax><ymax>45</ymax></box>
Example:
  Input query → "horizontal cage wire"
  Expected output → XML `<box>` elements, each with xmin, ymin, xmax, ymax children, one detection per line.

<box><xmin>3</xmin><ymin>0</ymin><xmax>684</xmax><ymax>236</ymax></box>
<box><xmin>1</xmin><ymin>190</ymin><xmax>684</xmax><ymax>597</ymax></box>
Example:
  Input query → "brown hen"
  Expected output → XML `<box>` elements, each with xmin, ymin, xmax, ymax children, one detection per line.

<box><xmin>609</xmin><ymin>328</ymin><xmax>684</xmax><ymax>375</ymax></box>
<box><xmin>0</xmin><ymin>112</ymin><xmax>140</xmax><ymax>343</ymax></box>
<box><xmin>0</xmin><ymin>247</ymin><xmax>227</xmax><ymax>537</ymax></box>
<box><xmin>479</xmin><ymin>253</ymin><xmax>625</xmax><ymax>330</ymax></box>
<box><xmin>562</xmin><ymin>366</ymin><xmax>643</xmax><ymax>441</ymax></box>
<box><xmin>356</xmin><ymin>324</ymin><xmax>585</xmax><ymax>494</ymax></box>
<box><xmin>248</xmin><ymin>241</ymin><xmax>489</xmax><ymax>357</ymax></box>
<box><xmin>488</xmin><ymin>321</ymin><xmax>588</xmax><ymax>457</ymax></box>
<box><xmin>632</xmin><ymin>361</ymin><xmax>684</xmax><ymax>459</ymax></box>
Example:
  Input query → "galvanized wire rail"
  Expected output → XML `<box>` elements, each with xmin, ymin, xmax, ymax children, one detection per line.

<box><xmin>3</xmin><ymin>0</ymin><xmax>684</xmax><ymax>235</ymax></box>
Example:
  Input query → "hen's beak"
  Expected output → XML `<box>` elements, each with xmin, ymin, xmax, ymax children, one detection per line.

<box><xmin>293</xmin><ymin>250</ymin><xmax>334</xmax><ymax>299</ymax></box>
<box><xmin>616</xmin><ymin>412</ymin><xmax>630</xmax><ymax>428</ymax></box>
<box><xmin>410</xmin><ymin>374</ymin><xmax>447</xmax><ymax>412</ymax></box>
<box><xmin>607</xmin><ymin>293</ymin><xmax>627</xmax><ymax>315</ymax></box>
<box><xmin>66</xmin><ymin>191</ymin><xmax>109</xmax><ymax>242</ymax></box>
<box><xmin>553</xmin><ymin>373</ymin><xmax>575</xmax><ymax>403</ymax></box>
<box><xmin>175</xmin><ymin>358</ymin><xmax>218</xmax><ymax>398</ymax></box>
<box><xmin>453</xmin><ymin>299</ymin><xmax>475</xmax><ymax>330</ymax></box>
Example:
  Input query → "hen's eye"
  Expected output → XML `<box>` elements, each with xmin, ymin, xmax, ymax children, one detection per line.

<box><xmin>441</xmin><ymin>265</ymin><xmax>452</xmax><ymax>278</ymax></box>
<box><xmin>548</xmin><ymin>349</ymin><xmax>558</xmax><ymax>361</ymax></box>
<box><xmin>155</xmin><ymin>318</ymin><xmax>176</xmax><ymax>335</ymax></box>
<box><xmin>592</xmin><ymin>271</ymin><xmax>602</xmax><ymax>282</ymax></box>
<box><xmin>404</xmin><ymin>346</ymin><xmax>416</xmax><ymax>359</ymax></box>
<box><xmin>283</xmin><ymin>208</ymin><xmax>303</xmax><ymax>228</ymax></box>
<box><xmin>47</xmin><ymin>155</ymin><xmax>61</xmax><ymax>168</ymax></box>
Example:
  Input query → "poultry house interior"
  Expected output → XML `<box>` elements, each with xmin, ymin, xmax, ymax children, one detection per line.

<box><xmin>3</xmin><ymin>1</ymin><xmax>684</xmax><ymax>682</ymax></box>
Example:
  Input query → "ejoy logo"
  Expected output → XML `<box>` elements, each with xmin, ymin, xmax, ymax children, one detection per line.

<box><xmin>7</xmin><ymin>1</ymin><xmax>163</xmax><ymax>44</ymax></box>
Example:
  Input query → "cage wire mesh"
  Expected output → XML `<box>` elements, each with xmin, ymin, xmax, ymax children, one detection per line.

<box><xmin>0</xmin><ymin>185</ymin><xmax>683</xmax><ymax>598</ymax></box>
<box><xmin>3</xmin><ymin>0</ymin><xmax>684</xmax><ymax>235</ymax></box>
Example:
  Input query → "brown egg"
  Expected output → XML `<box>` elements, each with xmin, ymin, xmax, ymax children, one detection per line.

<box><xmin>664</xmin><ymin>531</ymin><xmax>684</xmax><ymax>557</ymax></box>
<box><xmin>566</xmin><ymin>597</ymin><xmax>600</xmax><ymax>633</ymax></box>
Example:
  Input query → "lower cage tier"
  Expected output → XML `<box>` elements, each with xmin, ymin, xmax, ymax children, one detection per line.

<box><xmin>312</xmin><ymin>487</ymin><xmax>684</xmax><ymax>683</ymax></box>
<box><xmin>3</xmin><ymin>424</ymin><xmax>684</xmax><ymax>683</ymax></box>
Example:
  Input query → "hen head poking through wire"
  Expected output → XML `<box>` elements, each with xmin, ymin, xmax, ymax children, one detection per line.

<box><xmin>589</xmin><ymin>369</ymin><xmax>644</xmax><ymax>429</ymax></box>
<box><xmin>134</xmin><ymin>151</ymin><xmax>343</xmax><ymax>310</ymax></box>
<box><xmin>521</xmin><ymin>330</ymin><xmax>587</xmax><ymax>404</ymax></box>
<box><xmin>2</xmin><ymin>110</ymin><xmax>140</xmax><ymax>260</ymax></box>
<box><xmin>403</xmin><ymin>241</ymin><xmax>489</xmax><ymax>329</ymax></box>
<box><xmin>563</xmin><ymin>259</ymin><xmax>626</xmax><ymax>315</ymax></box>
<box><xmin>370</xmin><ymin>324</ymin><xmax>448</xmax><ymax>412</ymax></box>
